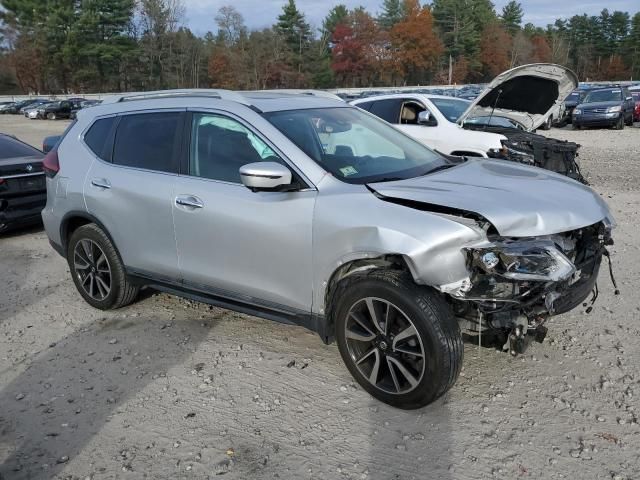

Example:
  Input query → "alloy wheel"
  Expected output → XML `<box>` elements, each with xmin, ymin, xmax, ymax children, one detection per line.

<box><xmin>344</xmin><ymin>297</ymin><xmax>426</xmax><ymax>395</ymax></box>
<box><xmin>73</xmin><ymin>239</ymin><xmax>112</xmax><ymax>300</ymax></box>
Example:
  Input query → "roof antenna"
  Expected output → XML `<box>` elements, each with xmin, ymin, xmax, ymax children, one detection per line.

<box><xmin>485</xmin><ymin>88</ymin><xmax>503</xmax><ymax>131</ymax></box>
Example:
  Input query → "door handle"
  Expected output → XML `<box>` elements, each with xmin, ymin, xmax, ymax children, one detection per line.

<box><xmin>91</xmin><ymin>178</ymin><xmax>111</xmax><ymax>189</ymax></box>
<box><xmin>175</xmin><ymin>195</ymin><xmax>204</xmax><ymax>209</ymax></box>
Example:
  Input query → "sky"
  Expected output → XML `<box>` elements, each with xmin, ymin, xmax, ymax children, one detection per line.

<box><xmin>182</xmin><ymin>0</ymin><xmax>639</xmax><ymax>35</ymax></box>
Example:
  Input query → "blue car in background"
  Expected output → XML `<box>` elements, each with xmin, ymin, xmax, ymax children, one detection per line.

<box><xmin>572</xmin><ymin>86</ymin><xmax>635</xmax><ymax>130</ymax></box>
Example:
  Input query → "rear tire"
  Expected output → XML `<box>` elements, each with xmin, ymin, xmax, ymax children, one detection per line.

<box><xmin>333</xmin><ymin>270</ymin><xmax>463</xmax><ymax>409</ymax></box>
<box><xmin>67</xmin><ymin>224</ymin><xmax>139</xmax><ymax>310</ymax></box>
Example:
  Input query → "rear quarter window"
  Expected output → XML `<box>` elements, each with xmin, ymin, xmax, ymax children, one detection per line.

<box><xmin>84</xmin><ymin>117</ymin><xmax>116</xmax><ymax>161</ymax></box>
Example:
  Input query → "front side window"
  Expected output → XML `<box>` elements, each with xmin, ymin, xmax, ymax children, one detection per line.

<box><xmin>265</xmin><ymin>107</ymin><xmax>447</xmax><ymax>184</ymax></box>
<box><xmin>189</xmin><ymin>113</ymin><xmax>282</xmax><ymax>183</ymax></box>
<box><xmin>112</xmin><ymin>112</ymin><xmax>181</xmax><ymax>173</ymax></box>
<box><xmin>400</xmin><ymin>101</ymin><xmax>428</xmax><ymax>125</ymax></box>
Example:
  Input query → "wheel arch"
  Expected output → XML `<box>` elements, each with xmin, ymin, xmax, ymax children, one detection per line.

<box><xmin>60</xmin><ymin>211</ymin><xmax>119</xmax><ymax>255</ymax></box>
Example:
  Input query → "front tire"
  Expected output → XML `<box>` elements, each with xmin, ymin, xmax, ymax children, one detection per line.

<box><xmin>67</xmin><ymin>224</ymin><xmax>139</xmax><ymax>310</ymax></box>
<box><xmin>333</xmin><ymin>270</ymin><xmax>463</xmax><ymax>409</ymax></box>
<box><xmin>614</xmin><ymin>116</ymin><xmax>624</xmax><ymax>130</ymax></box>
<box><xmin>47</xmin><ymin>112</ymin><xmax>56</xmax><ymax>120</ymax></box>
<box><xmin>541</xmin><ymin>115</ymin><xmax>552</xmax><ymax>130</ymax></box>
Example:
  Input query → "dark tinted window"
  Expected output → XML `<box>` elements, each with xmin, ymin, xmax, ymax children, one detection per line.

<box><xmin>354</xmin><ymin>101</ymin><xmax>373</xmax><ymax>111</ymax></box>
<box><xmin>368</xmin><ymin>99</ymin><xmax>402</xmax><ymax>123</ymax></box>
<box><xmin>113</xmin><ymin>112</ymin><xmax>181</xmax><ymax>173</ymax></box>
<box><xmin>0</xmin><ymin>135</ymin><xmax>43</xmax><ymax>160</ymax></box>
<box><xmin>84</xmin><ymin>117</ymin><xmax>115</xmax><ymax>160</ymax></box>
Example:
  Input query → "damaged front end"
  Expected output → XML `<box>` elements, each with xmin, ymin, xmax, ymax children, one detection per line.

<box><xmin>441</xmin><ymin>221</ymin><xmax>613</xmax><ymax>354</ymax></box>
<box><xmin>484</xmin><ymin>129</ymin><xmax>586</xmax><ymax>184</ymax></box>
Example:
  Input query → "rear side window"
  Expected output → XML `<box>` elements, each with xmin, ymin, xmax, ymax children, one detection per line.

<box><xmin>84</xmin><ymin>117</ymin><xmax>115</xmax><ymax>160</ymax></box>
<box><xmin>369</xmin><ymin>99</ymin><xmax>402</xmax><ymax>124</ymax></box>
<box><xmin>112</xmin><ymin>112</ymin><xmax>181</xmax><ymax>173</ymax></box>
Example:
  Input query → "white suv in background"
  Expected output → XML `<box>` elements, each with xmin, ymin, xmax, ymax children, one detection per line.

<box><xmin>350</xmin><ymin>94</ymin><xmax>506</xmax><ymax>157</ymax></box>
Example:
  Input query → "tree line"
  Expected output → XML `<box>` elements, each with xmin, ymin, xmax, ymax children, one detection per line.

<box><xmin>0</xmin><ymin>0</ymin><xmax>639</xmax><ymax>94</ymax></box>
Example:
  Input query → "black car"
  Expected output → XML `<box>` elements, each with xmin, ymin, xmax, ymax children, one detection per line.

<box><xmin>2</xmin><ymin>98</ymin><xmax>44</xmax><ymax>115</ymax></box>
<box><xmin>0</xmin><ymin>134</ymin><xmax>46</xmax><ymax>232</ymax></box>
<box><xmin>562</xmin><ymin>89</ymin><xmax>591</xmax><ymax>124</ymax></box>
<box><xmin>572</xmin><ymin>87</ymin><xmax>635</xmax><ymax>129</ymax></box>
<box><xmin>39</xmin><ymin>98</ymin><xmax>85</xmax><ymax>120</ymax></box>
<box><xmin>69</xmin><ymin>99</ymin><xmax>101</xmax><ymax>119</ymax></box>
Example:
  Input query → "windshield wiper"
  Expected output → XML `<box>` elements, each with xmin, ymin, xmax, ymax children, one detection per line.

<box><xmin>371</xmin><ymin>176</ymin><xmax>405</xmax><ymax>183</ymax></box>
<box><xmin>422</xmin><ymin>164</ymin><xmax>458</xmax><ymax>176</ymax></box>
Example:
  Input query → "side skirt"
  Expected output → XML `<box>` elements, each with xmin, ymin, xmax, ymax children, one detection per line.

<box><xmin>127</xmin><ymin>269</ymin><xmax>332</xmax><ymax>344</ymax></box>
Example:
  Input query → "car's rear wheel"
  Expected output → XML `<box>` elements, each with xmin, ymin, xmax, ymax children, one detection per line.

<box><xmin>67</xmin><ymin>224</ymin><xmax>139</xmax><ymax>310</ymax></box>
<box><xmin>47</xmin><ymin>112</ymin><xmax>56</xmax><ymax>120</ymax></box>
<box><xmin>333</xmin><ymin>270</ymin><xmax>463</xmax><ymax>409</ymax></box>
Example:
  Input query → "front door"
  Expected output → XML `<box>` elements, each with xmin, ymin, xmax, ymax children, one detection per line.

<box><xmin>172</xmin><ymin>111</ymin><xmax>316</xmax><ymax>313</ymax></box>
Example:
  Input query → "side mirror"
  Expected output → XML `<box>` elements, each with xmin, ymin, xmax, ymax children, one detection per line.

<box><xmin>418</xmin><ymin>110</ymin><xmax>436</xmax><ymax>126</ymax></box>
<box><xmin>239</xmin><ymin>162</ymin><xmax>293</xmax><ymax>192</ymax></box>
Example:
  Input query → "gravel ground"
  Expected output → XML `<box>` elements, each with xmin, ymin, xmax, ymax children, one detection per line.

<box><xmin>1</xmin><ymin>116</ymin><xmax>639</xmax><ymax>480</ymax></box>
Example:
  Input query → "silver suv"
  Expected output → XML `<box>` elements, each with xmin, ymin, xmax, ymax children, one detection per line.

<box><xmin>41</xmin><ymin>89</ymin><xmax>614</xmax><ymax>409</ymax></box>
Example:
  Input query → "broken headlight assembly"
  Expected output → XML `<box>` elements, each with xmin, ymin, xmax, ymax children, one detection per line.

<box><xmin>489</xmin><ymin>142</ymin><xmax>535</xmax><ymax>166</ymax></box>
<box><xmin>467</xmin><ymin>241</ymin><xmax>576</xmax><ymax>282</ymax></box>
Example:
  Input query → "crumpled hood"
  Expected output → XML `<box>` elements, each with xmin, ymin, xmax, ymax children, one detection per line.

<box><xmin>369</xmin><ymin>159</ymin><xmax>612</xmax><ymax>237</ymax></box>
<box><xmin>458</xmin><ymin>63</ymin><xmax>578</xmax><ymax>131</ymax></box>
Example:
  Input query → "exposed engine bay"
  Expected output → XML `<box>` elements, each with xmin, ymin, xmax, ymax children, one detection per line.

<box><xmin>465</xmin><ymin>124</ymin><xmax>586</xmax><ymax>184</ymax></box>
<box><xmin>442</xmin><ymin>221</ymin><xmax>614</xmax><ymax>354</ymax></box>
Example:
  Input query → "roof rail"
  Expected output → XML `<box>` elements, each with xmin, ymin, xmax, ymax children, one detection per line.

<box><xmin>100</xmin><ymin>89</ymin><xmax>253</xmax><ymax>106</ymax></box>
<box><xmin>243</xmin><ymin>89</ymin><xmax>343</xmax><ymax>101</ymax></box>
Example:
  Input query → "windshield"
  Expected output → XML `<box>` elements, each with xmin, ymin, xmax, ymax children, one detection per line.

<box><xmin>429</xmin><ymin>97</ymin><xmax>470</xmax><ymax>122</ymax></box>
<box><xmin>566</xmin><ymin>92</ymin><xmax>581</xmax><ymax>102</ymax></box>
<box><xmin>464</xmin><ymin>115</ymin><xmax>524</xmax><ymax>130</ymax></box>
<box><xmin>265</xmin><ymin>107</ymin><xmax>447</xmax><ymax>184</ymax></box>
<box><xmin>584</xmin><ymin>89</ymin><xmax>622</xmax><ymax>103</ymax></box>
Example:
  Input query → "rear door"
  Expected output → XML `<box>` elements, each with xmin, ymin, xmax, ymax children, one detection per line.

<box><xmin>83</xmin><ymin>110</ymin><xmax>183</xmax><ymax>280</ymax></box>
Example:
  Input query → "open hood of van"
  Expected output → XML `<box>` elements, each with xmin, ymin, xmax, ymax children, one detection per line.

<box><xmin>458</xmin><ymin>64</ymin><xmax>578</xmax><ymax>131</ymax></box>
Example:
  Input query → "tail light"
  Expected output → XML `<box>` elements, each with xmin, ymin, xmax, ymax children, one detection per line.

<box><xmin>43</xmin><ymin>149</ymin><xmax>60</xmax><ymax>178</ymax></box>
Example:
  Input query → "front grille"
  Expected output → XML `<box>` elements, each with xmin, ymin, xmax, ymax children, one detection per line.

<box><xmin>583</xmin><ymin>108</ymin><xmax>608</xmax><ymax>114</ymax></box>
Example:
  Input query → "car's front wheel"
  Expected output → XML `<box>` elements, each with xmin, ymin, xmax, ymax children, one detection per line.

<box><xmin>67</xmin><ymin>224</ymin><xmax>139</xmax><ymax>310</ymax></box>
<box><xmin>47</xmin><ymin>112</ymin><xmax>56</xmax><ymax>120</ymax></box>
<box><xmin>334</xmin><ymin>270</ymin><xmax>463</xmax><ymax>409</ymax></box>
<box><xmin>614</xmin><ymin>116</ymin><xmax>625</xmax><ymax>130</ymax></box>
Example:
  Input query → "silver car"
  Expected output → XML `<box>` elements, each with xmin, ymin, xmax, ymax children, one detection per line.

<box><xmin>41</xmin><ymin>89</ymin><xmax>615</xmax><ymax>409</ymax></box>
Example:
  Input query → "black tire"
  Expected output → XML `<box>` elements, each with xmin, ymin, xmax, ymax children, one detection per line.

<box><xmin>541</xmin><ymin>115</ymin><xmax>552</xmax><ymax>130</ymax></box>
<box><xmin>67</xmin><ymin>224</ymin><xmax>139</xmax><ymax>310</ymax></box>
<box><xmin>625</xmin><ymin>113</ymin><xmax>634</xmax><ymax>126</ymax></box>
<box><xmin>572</xmin><ymin>123</ymin><xmax>581</xmax><ymax>130</ymax></box>
<box><xmin>333</xmin><ymin>270</ymin><xmax>463</xmax><ymax>409</ymax></box>
<box><xmin>47</xmin><ymin>112</ymin><xmax>56</xmax><ymax>120</ymax></box>
<box><xmin>614</xmin><ymin>116</ymin><xmax>624</xmax><ymax>130</ymax></box>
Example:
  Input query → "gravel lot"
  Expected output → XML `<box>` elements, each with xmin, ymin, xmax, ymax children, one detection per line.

<box><xmin>1</xmin><ymin>116</ymin><xmax>639</xmax><ymax>480</ymax></box>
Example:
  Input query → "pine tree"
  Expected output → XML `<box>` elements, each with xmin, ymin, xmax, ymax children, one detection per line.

<box><xmin>378</xmin><ymin>0</ymin><xmax>404</xmax><ymax>30</ymax></box>
<box><xmin>276</xmin><ymin>0</ymin><xmax>312</xmax><ymax>74</ymax></box>
<box><xmin>501</xmin><ymin>1</ymin><xmax>523</xmax><ymax>35</ymax></box>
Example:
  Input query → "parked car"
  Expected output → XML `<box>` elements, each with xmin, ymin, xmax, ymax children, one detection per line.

<box><xmin>41</xmin><ymin>89</ymin><xmax>615</xmax><ymax>409</ymax></box>
<box><xmin>42</xmin><ymin>135</ymin><xmax>60</xmax><ymax>154</ymax></box>
<box><xmin>25</xmin><ymin>102</ymin><xmax>52</xmax><ymax>119</ymax></box>
<box><xmin>0</xmin><ymin>133</ymin><xmax>46</xmax><ymax>232</ymax></box>
<box><xmin>18</xmin><ymin>99</ymin><xmax>49</xmax><ymax>115</ymax></box>
<box><xmin>0</xmin><ymin>102</ymin><xmax>17</xmax><ymax>114</ymax></box>
<box><xmin>572</xmin><ymin>86</ymin><xmax>635</xmax><ymax>129</ymax></box>
<box><xmin>562</xmin><ymin>89</ymin><xmax>588</xmax><ymax>124</ymax></box>
<box><xmin>354</xmin><ymin>64</ymin><xmax>585</xmax><ymax>182</ymax></box>
<box><xmin>70</xmin><ymin>99</ymin><xmax>101</xmax><ymax>119</ymax></box>
<box><xmin>351</xmin><ymin>94</ymin><xmax>507</xmax><ymax>158</ymax></box>
<box><xmin>39</xmin><ymin>98</ymin><xmax>85</xmax><ymax>120</ymax></box>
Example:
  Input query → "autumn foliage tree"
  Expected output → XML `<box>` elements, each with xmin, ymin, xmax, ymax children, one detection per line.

<box><xmin>530</xmin><ymin>35</ymin><xmax>552</xmax><ymax>63</ymax></box>
<box><xmin>480</xmin><ymin>22</ymin><xmax>512</xmax><ymax>77</ymax></box>
<box><xmin>389</xmin><ymin>0</ymin><xmax>443</xmax><ymax>84</ymax></box>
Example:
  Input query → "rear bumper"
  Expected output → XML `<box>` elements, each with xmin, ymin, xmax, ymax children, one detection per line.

<box><xmin>0</xmin><ymin>192</ymin><xmax>46</xmax><ymax>232</ymax></box>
